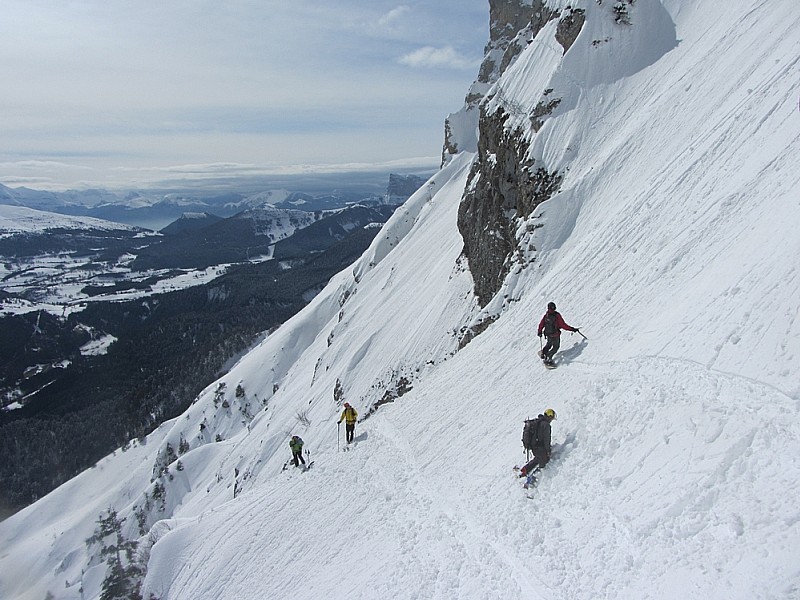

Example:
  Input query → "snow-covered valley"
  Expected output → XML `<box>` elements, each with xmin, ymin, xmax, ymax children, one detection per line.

<box><xmin>1</xmin><ymin>0</ymin><xmax>798</xmax><ymax>599</ymax></box>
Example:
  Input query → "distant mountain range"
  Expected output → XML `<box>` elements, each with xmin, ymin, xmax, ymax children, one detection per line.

<box><xmin>0</xmin><ymin>173</ymin><xmax>427</xmax><ymax>231</ymax></box>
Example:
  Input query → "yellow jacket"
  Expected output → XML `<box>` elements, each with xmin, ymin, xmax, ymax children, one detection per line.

<box><xmin>338</xmin><ymin>406</ymin><xmax>358</xmax><ymax>425</ymax></box>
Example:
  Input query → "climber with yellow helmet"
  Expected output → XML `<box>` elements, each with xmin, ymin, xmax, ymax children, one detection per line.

<box><xmin>518</xmin><ymin>408</ymin><xmax>557</xmax><ymax>487</ymax></box>
<box><xmin>337</xmin><ymin>402</ymin><xmax>358</xmax><ymax>444</ymax></box>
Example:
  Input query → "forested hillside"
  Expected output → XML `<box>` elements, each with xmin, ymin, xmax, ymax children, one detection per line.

<box><xmin>0</xmin><ymin>224</ymin><xmax>385</xmax><ymax>510</ymax></box>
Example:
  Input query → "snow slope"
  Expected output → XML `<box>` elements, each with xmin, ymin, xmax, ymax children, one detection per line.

<box><xmin>1</xmin><ymin>1</ymin><xmax>799</xmax><ymax>599</ymax></box>
<box><xmin>0</xmin><ymin>205</ymin><xmax>140</xmax><ymax>237</ymax></box>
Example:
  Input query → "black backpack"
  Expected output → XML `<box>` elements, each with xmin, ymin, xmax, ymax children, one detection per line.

<box><xmin>522</xmin><ymin>417</ymin><xmax>543</xmax><ymax>451</ymax></box>
<box><xmin>543</xmin><ymin>311</ymin><xmax>558</xmax><ymax>336</ymax></box>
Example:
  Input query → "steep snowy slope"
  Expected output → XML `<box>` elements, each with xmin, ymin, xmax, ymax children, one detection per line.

<box><xmin>1</xmin><ymin>1</ymin><xmax>799</xmax><ymax>599</ymax></box>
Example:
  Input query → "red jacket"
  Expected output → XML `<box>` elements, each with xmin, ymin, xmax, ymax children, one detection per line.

<box><xmin>537</xmin><ymin>310</ymin><xmax>576</xmax><ymax>337</ymax></box>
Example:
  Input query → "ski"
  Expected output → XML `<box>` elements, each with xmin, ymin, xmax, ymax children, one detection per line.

<box><xmin>514</xmin><ymin>467</ymin><xmax>538</xmax><ymax>498</ymax></box>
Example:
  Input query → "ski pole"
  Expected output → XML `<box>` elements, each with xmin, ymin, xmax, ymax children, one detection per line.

<box><xmin>337</xmin><ymin>422</ymin><xmax>340</xmax><ymax>452</ymax></box>
<box><xmin>575</xmin><ymin>328</ymin><xmax>588</xmax><ymax>340</ymax></box>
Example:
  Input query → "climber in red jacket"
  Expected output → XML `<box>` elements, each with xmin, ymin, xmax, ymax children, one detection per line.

<box><xmin>537</xmin><ymin>302</ymin><xmax>579</xmax><ymax>367</ymax></box>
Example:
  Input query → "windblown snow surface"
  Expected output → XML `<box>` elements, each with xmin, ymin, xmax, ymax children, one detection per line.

<box><xmin>1</xmin><ymin>0</ymin><xmax>799</xmax><ymax>599</ymax></box>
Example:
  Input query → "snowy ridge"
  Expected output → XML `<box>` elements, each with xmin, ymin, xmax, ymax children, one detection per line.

<box><xmin>234</xmin><ymin>205</ymin><xmax>318</xmax><ymax>240</ymax></box>
<box><xmin>0</xmin><ymin>205</ymin><xmax>140</xmax><ymax>237</ymax></box>
<box><xmin>1</xmin><ymin>1</ymin><xmax>800</xmax><ymax>599</ymax></box>
<box><xmin>237</xmin><ymin>188</ymin><xmax>292</xmax><ymax>209</ymax></box>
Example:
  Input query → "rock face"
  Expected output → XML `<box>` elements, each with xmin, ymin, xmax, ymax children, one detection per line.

<box><xmin>442</xmin><ymin>1</ymin><xmax>557</xmax><ymax>161</ymax></box>
<box><xmin>555</xmin><ymin>7</ymin><xmax>586</xmax><ymax>53</ymax></box>
<box><xmin>385</xmin><ymin>174</ymin><xmax>427</xmax><ymax>204</ymax></box>
<box><xmin>457</xmin><ymin>107</ymin><xmax>562</xmax><ymax>307</ymax></box>
<box><xmin>490</xmin><ymin>0</ymin><xmax>557</xmax><ymax>76</ymax></box>
<box><xmin>453</xmin><ymin>0</ymin><xmax>575</xmax><ymax>308</ymax></box>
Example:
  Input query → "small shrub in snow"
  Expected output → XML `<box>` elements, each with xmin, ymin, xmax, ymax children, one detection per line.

<box><xmin>164</xmin><ymin>443</ymin><xmax>176</xmax><ymax>464</ymax></box>
<box><xmin>134</xmin><ymin>504</ymin><xmax>147</xmax><ymax>536</ymax></box>
<box><xmin>86</xmin><ymin>508</ymin><xmax>144</xmax><ymax>600</ymax></box>
<box><xmin>213</xmin><ymin>382</ymin><xmax>226</xmax><ymax>408</ymax></box>
<box><xmin>333</xmin><ymin>379</ymin><xmax>345</xmax><ymax>405</ymax></box>
<box><xmin>295</xmin><ymin>410</ymin><xmax>311</xmax><ymax>428</ymax></box>
<box><xmin>613</xmin><ymin>0</ymin><xmax>635</xmax><ymax>25</ymax></box>
<box><xmin>151</xmin><ymin>481</ymin><xmax>165</xmax><ymax>501</ymax></box>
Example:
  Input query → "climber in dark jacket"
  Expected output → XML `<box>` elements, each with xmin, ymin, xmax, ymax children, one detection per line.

<box><xmin>537</xmin><ymin>302</ymin><xmax>579</xmax><ymax>366</ymax></box>
<box><xmin>289</xmin><ymin>435</ymin><xmax>306</xmax><ymax>467</ymax></box>
<box><xmin>519</xmin><ymin>409</ymin><xmax>556</xmax><ymax>486</ymax></box>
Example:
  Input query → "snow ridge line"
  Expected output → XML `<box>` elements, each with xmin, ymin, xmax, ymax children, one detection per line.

<box><xmin>564</xmin><ymin>353</ymin><xmax>799</xmax><ymax>404</ymax></box>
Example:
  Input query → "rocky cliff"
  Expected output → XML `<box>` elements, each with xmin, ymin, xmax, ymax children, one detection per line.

<box><xmin>450</xmin><ymin>0</ymin><xmax>641</xmax><ymax>319</ymax></box>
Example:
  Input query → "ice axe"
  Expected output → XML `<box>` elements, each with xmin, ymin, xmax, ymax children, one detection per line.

<box><xmin>574</xmin><ymin>328</ymin><xmax>588</xmax><ymax>340</ymax></box>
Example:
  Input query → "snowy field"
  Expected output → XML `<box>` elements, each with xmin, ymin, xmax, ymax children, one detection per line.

<box><xmin>0</xmin><ymin>253</ymin><xmax>231</xmax><ymax>316</ymax></box>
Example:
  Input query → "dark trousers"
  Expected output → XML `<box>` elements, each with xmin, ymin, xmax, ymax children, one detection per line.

<box><xmin>520</xmin><ymin>447</ymin><xmax>550</xmax><ymax>477</ymax></box>
<box><xmin>345</xmin><ymin>423</ymin><xmax>355</xmax><ymax>443</ymax></box>
<box><xmin>292</xmin><ymin>450</ymin><xmax>305</xmax><ymax>467</ymax></box>
<box><xmin>543</xmin><ymin>335</ymin><xmax>561</xmax><ymax>360</ymax></box>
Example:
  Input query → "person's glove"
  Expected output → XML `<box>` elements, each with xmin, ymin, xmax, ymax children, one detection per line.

<box><xmin>537</xmin><ymin>332</ymin><xmax>542</xmax><ymax>337</ymax></box>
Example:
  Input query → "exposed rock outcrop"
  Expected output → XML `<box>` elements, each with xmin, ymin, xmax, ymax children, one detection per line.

<box><xmin>555</xmin><ymin>7</ymin><xmax>586</xmax><ymax>53</ymax></box>
<box><xmin>385</xmin><ymin>174</ymin><xmax>426</xmax><ymax>204</ymax></box>
<box><xmin>452</xmin><ymin>0</ymin><xmax>583</xmax><ymax>309</ymax></box>
<box><xmin>530</xmin><ymin>89</ymin><xmax>562</xmax><ymax>133</ymax></box>
<box><xmin>442</xmin><ymin>1</ymin><xmax>558</xmax><ymax>162</ymax></box>
<box><xmin>457</xmin><ymin>105</ymin><xmax>562</xmax><ymax>307</ymax></box>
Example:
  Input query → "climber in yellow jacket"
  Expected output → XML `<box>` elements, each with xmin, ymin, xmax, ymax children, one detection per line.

<box><xmin>338</xmin><ymin>402</ymin><xmax>358</xmax><ymax>444</ymax></box>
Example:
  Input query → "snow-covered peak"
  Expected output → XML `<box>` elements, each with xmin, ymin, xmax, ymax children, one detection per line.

<box><xmin>238</xmin><ymin>189</ymin><xmax>293</xmax><ymax>209</ymax></box>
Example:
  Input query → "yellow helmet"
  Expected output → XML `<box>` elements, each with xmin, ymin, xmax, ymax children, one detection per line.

<box><xmin>544</xmin><ymin>408</ymin><xmax>557</xmax><ymax>420</ymax></box>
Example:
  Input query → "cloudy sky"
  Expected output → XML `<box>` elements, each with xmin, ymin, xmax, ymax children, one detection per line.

<box><xmin>0</xmin><ymin>1</ymin><xmax>488</xmax><ymax>191</ymax></box>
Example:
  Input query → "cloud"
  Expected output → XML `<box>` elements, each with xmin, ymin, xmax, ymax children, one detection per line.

<box><xmin>0</xmin><ymin>160</ymin><xmax>92</xmax><ymax>171</ymax></box>
<box><xmin>98</xmin><ymin>157</ymin><xmax>442</xmax><ymax>193</ymax></box>
<box><xmin>113</xmin><ymin>157</ymin><xmax>440</xmax><ymax>179</ymax></box>
<box><xmin>378</xmin><ymin>5</ymin><xmax>410</xmax><ymax>28</ymax></box>
<box><xmin>0</xmin><ymin>1</ymin><xmax>488</xmax><ymax>190</ymax></box>
<box><xmin>398</xmin><ymin>46</ymin><xmax>479</xmax><ymax>70</ymax></box>
<box><xmin>0</xmin><ymin>176</ymin><xmax>54</xmax><ymax>185</ymax></box>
